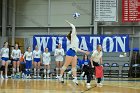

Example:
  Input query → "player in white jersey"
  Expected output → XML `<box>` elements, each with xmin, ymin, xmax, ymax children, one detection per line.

<box><xmin>23</xmin><ymin>47</ymin><xmax>33</xmax><ymax>79</ymax></box>
<box><xmin>43</xmin><ymin>48</ymin><xmax>51</xmax><ymax>79</ymax></box>
<box><xmin>54</xmin><ymin>43</ymin><xmax>64</xmax><ymax>79</ymax></box>
<box><xmin>0</xmin><ymin>42</ymin><xmax>9</xmax><ymax>79</ymax></box>
<box><xmin>11</xmin><ymin>43</ymin><xmax>21</xmax><ymax>78</ymax></box>
<box><xmin>59</xmin><ymin>21</ymin><xmax>89</xmax><ymax>85</ymax></box>
<box><xmin>33</xmin><ymin>46</ymin><xmax>42</xmax><ymax>78</ymax></box>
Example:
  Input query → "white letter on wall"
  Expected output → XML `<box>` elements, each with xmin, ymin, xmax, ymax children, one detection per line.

<box><xmin>79</xmin><ymin>37</ymin><xmax>88</xmax><ymax>50</ymax></box>
<box><xmin>102</xmin><ymin>37</ymin><xmax>114</xmax><ymax>52</ymax></box>
<box><xmin>90</xmin><ymin>37</ymin><xmax>100</xmax><ymax>50</ymax></box>
<box><xmin>115</xmin><ymin>36</ymin><xmax>126</xmax><ymax>52</ymax></box>
<box><xmin>52</xmin><ymin>37</ymin><xmax>57</xmax><ymax>51</ymax></box>
<box><xmin>35</xmin><ymin>37</ymin><xmax>50</xmax><ymax>51</ymax></box>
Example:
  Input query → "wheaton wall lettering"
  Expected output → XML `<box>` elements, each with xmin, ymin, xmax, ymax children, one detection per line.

<box><xmin>33</xmin><ymin>35</ymin><xmax>129</xmax><ymax>52</ymax></box>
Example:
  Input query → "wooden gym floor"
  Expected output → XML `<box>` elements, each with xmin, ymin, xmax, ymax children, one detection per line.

<box><xmin>0</xmin><ymin>78</ymin><xmax>140</xmax><ymax>93</ymax></box>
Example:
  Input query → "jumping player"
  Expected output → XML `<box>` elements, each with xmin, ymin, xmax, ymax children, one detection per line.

<box><xmin>54</xmin><ymin>43</ymin><xmax>64</xmax><ymax>79</ymax></box>
<box><xmin>0</xmin><ymin>42</ymin><xmax>9</xmax><ymax>79</ymax></box>
<box><xmin>43</xmin><ymin>48</ymin><xmax>51</xmax><ymax>79</ymax></box>
<box><xmin>59</xmin><ymin>20</ymin><xmax>89</xmax><ymax>85</ymax></box>
<box><xmin>67</xmin><ymin>57</ymin><xmax>82</xmax><ymax>75</ymax></box>
<box><xmin>23</xmin><ymin>47</ymin><xmax>33</xmax><ymax>79</ymax></box>
<box><xmin>11</xmin><ymin>43</ymin><xmax>21</xmax><ymax>78</ymax></box>
<box><xmin>33</xmin><ymin>46</ymin><xmax>42</xmax><ymax>78</ymax></box>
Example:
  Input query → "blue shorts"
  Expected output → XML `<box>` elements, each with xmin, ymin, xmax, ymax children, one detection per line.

<box><xmin>66</xmin><ymin>48</ymin><xmax>76</xmax><ymax>57</ymax></box>
<box><xmin>25</xmin><ymin>60</ymin><xmax>32</xmax><ymax>69</ymax></box>
<box><xmin>1</xmin><ymin>57</ymin><xmax>9</xmax><ymax>61</ymax></box>
<box><xmin>13</xmin><ymin>58</ymin><xmax>20</xmax><ymax>62</ymax></box>
<box><xmin>34</xmin><ymin>58</ymin><xmax>41</xmax><ymax>62</ymax></box>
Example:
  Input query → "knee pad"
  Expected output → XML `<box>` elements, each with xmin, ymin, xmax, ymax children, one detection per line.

<box><xmin>61</xmin><ymin>66</ymin><xmax>66</xmax><ymax>71</ymax></box>
<box><xmin>44</xmin><ymin>69</ymin><xmax>46</xmax><ymax>73</ymax></box>
<box><xmin>47</xmin><ymin>70</ymin><xmax>50</xmax><ymax>74</ymax></box>
<box><xmin>56</xmin><ymin>68</ymin><xmax>59</xmax><ymax>71</ymax></box>
<box><xmin>13</xmin><ymin>68</ymin><xmax>16</xmax><ymax>72</ymax></box>
<box><xmin>71</xmin><ymin>68</ymin><xmax>77</xmax><ymax>72</ymax></box>
<box><xmin>0</xmin><ymin>66</ymin><xmax>5</xmax><ymax>71</ymax></box>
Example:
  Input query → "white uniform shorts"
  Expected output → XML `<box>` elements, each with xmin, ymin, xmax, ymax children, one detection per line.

<box><xmin>43</xmin><ymin>61</ymin><xmax>50</xmax><ymax>65</ymax></box>
<box><xmin>55</xmin><ymin>57</ymin><xmax>64</xmax><ymax>62</ymax></box>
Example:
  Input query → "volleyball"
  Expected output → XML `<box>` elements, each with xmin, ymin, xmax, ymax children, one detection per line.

<box><xmin>73</xmin><ymin>12</ymin><xmax>80</xmax><ymax>19</ymax></box>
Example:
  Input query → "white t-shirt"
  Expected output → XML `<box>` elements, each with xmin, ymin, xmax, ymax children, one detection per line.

<box><xmin>69</xmin><ymin>23</ymin><xmax>80</xmax><ymax>52</ymax></box>
<box><xmin>33</xmin><ymin>50</ymin><xmax>42</xmax><ymax>58</ymax></box>
<box><xmin>11</xmin><ymin>49</ymin><xmax>21</xmax><ymax>59</ymax></box>
<box><xmin>54</xmin><ymin>48</ymin><xmax>64</xmax><ymax>61</ymax></box>
<box><xmin>24</xmin><ymin>51</ymin><xmax>33</xmax><ymax>61</ymax></box>
<box><xmin>91</xmin><ymin>50</ymin><xmax>103</xmax><ymax>62</ymax></box>
<box><xmin>43</xmin><ymin>52</ymin><xmax>51</xmax><ymax>63</ymax></box>
<box><xmin>0</xmin><ymin>48</ymin><xmax>9</xmax><ymax>58</ymax></box>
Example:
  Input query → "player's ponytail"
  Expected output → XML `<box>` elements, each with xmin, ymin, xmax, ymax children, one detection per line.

<box><xmin>67</xmin><ymin>31</ymin><xmax>72</xmax><ymax>41</ymax></box>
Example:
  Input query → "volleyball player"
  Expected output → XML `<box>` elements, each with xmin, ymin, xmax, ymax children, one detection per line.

<box><xmin>0</xmin><ymin>42</ymin><xmax>9</xmax><ymax>79</ymax></box>
<box><xmin>11</xmin><ymin>43</ymin><xmax>21</xmax><ymax>78</ymax></box>
<box><xmin>23</xmin><ymin>47</ymin><xmax>33</xmax><ymax>79</ymax></box>
<box><xmin>43</xmin><ymin>48</ymin><xmax>51</xmax><ymax>79</ymax></box>
<box><xmin>33</xmin><ymin>46</ymin><xmax>42</xmax><ymax>78</ymax></box>
<box><xmin>54</xmin><ymin>43</ymin><xmax>64</xmax><ymax>79</ymax></box>
<box><xmin>67</xmin><ymin>57</ymin><xmax>82</xmax><ymax>75</ymax></box>
<box><xmin>90</xmin><ymin>45</ymin><xmax>103</xmax><ymax>87</ymax></box>
<box><xmin>59</xmin><ymin>20</ymin><xmax>89</xmax><ymax>85</ymax></box>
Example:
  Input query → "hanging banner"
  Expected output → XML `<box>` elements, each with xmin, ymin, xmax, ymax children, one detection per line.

<box><xmin>95</xmin><ymin>0</ymin><xmax>118</xmax><ymax>21</ymax></box>
<box><xmin>33</xmin><ymin>35</ymin><xmax>129</xmax><ymax>52</ymax></box>
<box><xmin>122</xmin><ymin>0</ymin><xmax>140</xmax><ymax>22</ymax></box>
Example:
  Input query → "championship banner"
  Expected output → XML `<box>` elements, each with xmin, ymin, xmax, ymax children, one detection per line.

<box><xmin>122</xmin><ymin>0</ymin><xmax>140</xmax><ymax>22</ymax></box>
<box><xmin>33</xmin><ymin>35</ymin><xmax>129</xmax><ymax>52</ymax></box>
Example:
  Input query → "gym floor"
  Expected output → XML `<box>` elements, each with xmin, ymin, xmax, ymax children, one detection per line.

<box><xmin>0</xmin><ymin>78</ymin><xmax>140</xmax><ymax>93</ymax></box>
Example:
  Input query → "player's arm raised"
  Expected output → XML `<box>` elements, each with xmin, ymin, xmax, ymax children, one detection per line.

<box><xmin>65</xmin><ymin>20</ymin><xmax>76</xmax><ymax>35</ymax></box>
